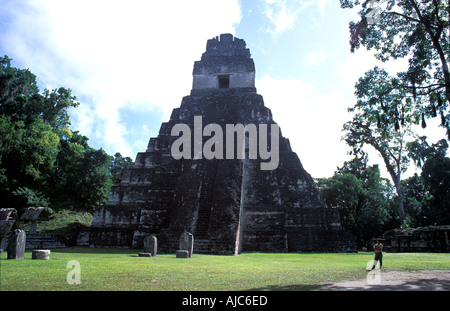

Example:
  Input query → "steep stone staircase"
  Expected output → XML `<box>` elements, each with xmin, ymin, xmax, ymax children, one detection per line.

<box><xmin>194</xmin><ymin>190</ymin><xmax>213</xmax><ymax>239</ymax></box>
<box><xmin>194</xmin><ymin>162</ymin><xmax>217</xmax><ymax>239</ymax></box>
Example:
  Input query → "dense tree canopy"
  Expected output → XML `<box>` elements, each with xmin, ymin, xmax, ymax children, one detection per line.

<box><xmin>317</xmin><ymin>154</ymin><xmax>395</xmax><ymax>248</ymax></box>
<box><xmin>318</xmin><ymin>147</ymin><xmax>450</xmax><ymax>246</ymax></box>
<box><xmin>340</xmin><ymin>0</ymin><xmax>449</xmax><ymax>138</ymax></box>
<box><xmin>0</xmin><ymin>56</ymin><xmax>133</xmax><ymax>213</ymax></box>
<box><xmin>407</xmin><ymin>137</ymin><xmax>450</xmax><ymax>225</ymax></box>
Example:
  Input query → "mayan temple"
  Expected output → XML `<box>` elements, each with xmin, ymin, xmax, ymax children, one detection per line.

<box><xmin>78</xmin><ymin>34</ymin><xmax>354</xmax><ymax>254</ymax></box>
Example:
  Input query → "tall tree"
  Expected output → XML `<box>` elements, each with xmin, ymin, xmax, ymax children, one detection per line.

<box><xmin>340</xmin><ymin>0</ymin><xmax>450</xmax><ymax>138</ymax></box>
<box><xmin>343</xmin><ymin>67</ymin><xmax>417</xmax><ymax>225</ymax></box>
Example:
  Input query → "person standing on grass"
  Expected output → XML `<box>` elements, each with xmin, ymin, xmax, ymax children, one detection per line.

<box><xmin>371</xmin><ymin>239</ymin><xmax>383</xmax><ymax>270</ymax></box>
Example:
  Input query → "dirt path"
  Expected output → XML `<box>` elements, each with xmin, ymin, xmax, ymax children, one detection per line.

<box><xmin>320</xmin><ymin>270</ymin><xmax>450</xmax><ymax>291</ymax></box>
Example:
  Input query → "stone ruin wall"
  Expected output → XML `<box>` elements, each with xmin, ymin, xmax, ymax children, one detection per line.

<box><xmin>377</xmin><ymin>226</ymin><xmax>450</xmax><ymax>253</ymax></box>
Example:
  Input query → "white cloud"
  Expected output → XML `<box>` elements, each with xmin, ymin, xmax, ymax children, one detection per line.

<box><xmin>255</xmin><ymin>47</ymin><xmax>415</xmax><ymax>179</ymax></box>
<box><xmin>0</xmin><ymin>0</ymin><xmax>242</xmax><ymax>157</ymax></box>
<box><xmin>256</xmin><ymin>75</ymin><xmax>352</xmax><ymax>178</ymax></box>
<box><xmin>316</xmin><ymin>0</ymin><xmax>330</xmax><ymax>15</ymax></box>
<box><xmin>261</xmin><ymin>0</ymin><xmax>333</xmax><ymax>36</ymax></box>
<box><xmin>262</xmin><ymin>0</ymin><xmax>312</xmax><ymax>35</ymax></box>
<box><xmin>335</xmin><ymin>46</ymin><xmax>410</xmax><ymax>90</ymax></box>
<box><xmin>304</xmin><ymin>50</ymin><xmax>327</xmax><ymax>67</ymax></box>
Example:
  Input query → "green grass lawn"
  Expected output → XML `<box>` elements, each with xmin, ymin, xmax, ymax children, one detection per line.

<box><xmin>1</xmin><ymin>248</ymin><xmax>449</xmax><ymax>291</ymax></box>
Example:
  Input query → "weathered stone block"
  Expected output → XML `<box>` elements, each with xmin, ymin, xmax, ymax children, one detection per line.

<box><xmin>32</xmin><ymin>249</ymin><xmax>50</xmax><ymax>260</ymax></box>
<box><xmin>176</xmin><ymin>250</ymin><xmax>190</xmax><ymax>258</ymax></box>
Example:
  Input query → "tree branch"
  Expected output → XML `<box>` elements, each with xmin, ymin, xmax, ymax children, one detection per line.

<box><xmin>402</xmin><ymin>83</ymin><xmax>446</xmax><ymax>89</ymax></box>
<box><xmin>408</xmin><ymin>0</ymin><xmax>450</xmax><ymax>103</ymax></box>
<box><xmin>387</xmin><ymin>11</ymin><xmax>422</xmax><ymax>25</ymax></box>
<box><xmin>432</xmin><ymin>0</ymin><xmax>441</xmax><ymax>24</ymax></box>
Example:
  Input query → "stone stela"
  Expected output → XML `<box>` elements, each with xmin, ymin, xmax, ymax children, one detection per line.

<box><xmin>139</xmin><ymin>235</ymin><xmax>158</xmax><ymax>257</ymax></box>
<box><xmin>79</xmin><ymin>34</ymin><xmax>355</xmax><ymax>254</ymax></box>
<box><xmin>177</xmin><ymin>232</ymin><xmax>194</xmax><ymax>258</ymax></box>
<box><xmin>7</xmin><ymin>229</ymin><xmax>26</xmax><ymax>260</ymax></box>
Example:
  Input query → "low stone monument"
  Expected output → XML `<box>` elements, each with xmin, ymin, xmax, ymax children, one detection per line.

<box><xmin>7</xmin><ymin>229</ymin><xmax>26</xmax><ymax>259</ymax></box>
<box><xmin>143</xmin><ymin>235</ymin><xmax>157</xmax><ymax>256</ymax></box>
<box><xmin>176</xmin><ymin>250</ymin><xmax>190</xmax><ymax>258</ymax></box>
<box><xmin>32</xmin><ymin>249</ymin><xmax>50</xmax><ymax>260</ymax></box>
<box><xmin>177</xmin><ymin>231</ymin><xmax>194</xmax><ymax>258</ymax></box>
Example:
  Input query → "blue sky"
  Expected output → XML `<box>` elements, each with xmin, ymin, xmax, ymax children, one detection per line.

<box><xmin>0</xmin><ymin>0</ymin><xmax>445</xmax><ymax>178</ymax></box>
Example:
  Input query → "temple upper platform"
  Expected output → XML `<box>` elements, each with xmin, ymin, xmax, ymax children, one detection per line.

<box><xmin>192</xmin><ymin>34</ymin><xmax>255</xmax><ymax>90</ymax></box>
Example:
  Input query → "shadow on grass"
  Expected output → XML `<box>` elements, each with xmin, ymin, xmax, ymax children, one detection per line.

<box><xmin>247</xmin><ymin>284</ymin><xmax>324</xmax><ymax>291</ymax></box>
<box><xmin>319</xmin><ymin>277</ymin><xmax>450</xmax><ymax>291</ymax></box>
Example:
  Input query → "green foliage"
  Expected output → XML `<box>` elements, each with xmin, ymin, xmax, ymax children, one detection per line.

<box><xmin>403</xmin><ymin>137</ymin><xmax>450</xmax><ymax>225</ymax></box>
<box><xmin>401</xmin><ymin>174</ymin><xmax>424</xmax><ymax>223</ymax></box>
<box><xmin>340</xmin><ymin>1</ymin><xmax>449</xmax><ymax>138</ymax></box>
<box><xmin>51</xmin><ymin>130</ymin><xmax>114</xmax><ymax>211</ymax></box>
<box><xmin>340</xmin><ymin>1</ymin><xmax>448</xmax><ymax>223</ymax></box>
<box><xmin>317</xmin><ymin>173</ymin><xmax>364</xmax><ymax>233</ymax></box>
<box><xmin>322</xmin><ymin>137</ymin><xmax>450</xmax><ymax>243</ymax></box>
<box><xmin>0</xmin><ymin>55</ymin><xmax>133</xmax><ymax>213</ymax></box>
<box><xmin>421</xmin><ymin>152</ymin><xmax>450</xmax><ymax>224</ymax></box>
<box><xmin>12</xmin><ymin>186</ymin><xmax>50</xmax><ymax>213</ymax></box>
<box><xmin>111</xmin><ymin>152</ymin><xmax>134</xmax><ymax>186</ymax></box>
<box><xmin>318</xmin><ymin>154</ymin><xmax>394</xmax><ymax>248</ymax></box>
<box><xmin>352</xmin><ymin>66</ymin><xmax>419</xmax><ymax>135</ymax></box>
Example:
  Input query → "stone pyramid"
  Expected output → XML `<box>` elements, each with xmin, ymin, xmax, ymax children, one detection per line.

<box><xmin>79</xmin><ymin>34</ymin><xmax>354</xmax><ymax>254</ymax></box>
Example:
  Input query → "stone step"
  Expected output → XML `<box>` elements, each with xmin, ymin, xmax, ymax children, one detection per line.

<box><xmin>158</xmin><ymin>238</ymin><xmax>234</xmax><ymax>255</ymax></box>
<box><xmin>25</xmin><ymin>233</ymin><xmax>68</xmax><ymax>249</ymax></box>
<box><xmin>193</xmin><ymin>239</ymin><xmax>235</xmax><ymax>254</ymax></box>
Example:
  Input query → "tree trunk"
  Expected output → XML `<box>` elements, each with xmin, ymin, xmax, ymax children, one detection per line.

<box><xmin>371</xmin><ymin>140</ymin><xmax>406</xmax><ymax>226</ymax></box>
<box><xmin>394</xmin><ymin>174</ymin><xmax>406</xmax><ymax>225</ymax></box>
